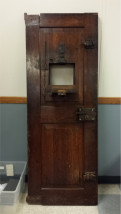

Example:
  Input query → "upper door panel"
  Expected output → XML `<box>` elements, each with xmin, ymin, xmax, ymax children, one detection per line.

<box><xmin>40</xmin><ymin>28</ymin><xmax>84</xmax><ymax>105</ymax></box>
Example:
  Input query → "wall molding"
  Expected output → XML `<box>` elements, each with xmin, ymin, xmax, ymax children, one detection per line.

<box><xmin>0</xmin><ymin>97</ymin><xmax>27</xmax><ymax>104</ymax></box>
<box><xmin>0</xmin><ymin>96</ymin><xmax>121</xmax><ymax>104</ymax></box>
<box><xmin>98</xmin><ymin>97</ymin><xmax>121</xmax><ymax>104</ymax></box>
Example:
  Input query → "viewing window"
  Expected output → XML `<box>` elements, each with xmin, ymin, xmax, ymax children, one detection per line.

<box><xmin>49</xmin><ymin>64</ymin><xmax>75</xmax><ymax>85</ymax></box>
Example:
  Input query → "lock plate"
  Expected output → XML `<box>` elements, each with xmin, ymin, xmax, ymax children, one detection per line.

<box><xmin>76</xmin><ymin>107</ymin><xmax>96</xmax><ymax>121</ymax></box>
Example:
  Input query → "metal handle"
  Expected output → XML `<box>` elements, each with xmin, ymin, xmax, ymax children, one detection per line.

<box><xmin>57</xmin><ymin>90</ymin><xmax>66</xmax><ymax>96</ymax></box>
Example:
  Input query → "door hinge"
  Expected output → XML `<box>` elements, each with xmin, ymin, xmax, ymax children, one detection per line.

<box><xmin>83</xmin><ymin>172</ymin><xmax>96</xmax><ymax>182</ymax></box>
<box><xmin>84</xmin><ymin>39</ymin><xmax>96</xmax><ymax>49</ymax></box>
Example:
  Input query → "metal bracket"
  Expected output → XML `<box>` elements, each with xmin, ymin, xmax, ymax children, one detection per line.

<box><xmin>76</xmin><ymin>107</ymin><xmax>96</xmax><ymax>121</ymax></box>
<box><xmin>83</xmin><ymin>172</ymin><xmax>96</xmax><ymax>182</ymax></box>
<box><xmin>84</xmin><ymin>39</ymin><xmax>96</xmax><ymax>49</ymax></box>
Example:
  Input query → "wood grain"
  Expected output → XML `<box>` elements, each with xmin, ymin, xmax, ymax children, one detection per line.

<box><xmin>41</xmin><ymin>124</ymin><xmax>83</xmax><ymax>186</ymax></box>
<box><xmin>0</xmin><ymin>97</ymin><xmax>120</xmax><ymax>104</ymax></box>
<box><xmin>39</xmin><ymin>13</ymin><xmax>85</xmax><ymax>27</ymax></box>
<box><xmin>26</xmin><ymin>23</ymin><xmax>41</xmax><ymax>196</ymax></box>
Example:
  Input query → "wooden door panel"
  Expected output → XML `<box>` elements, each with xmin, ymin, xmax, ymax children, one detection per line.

<box><xmin>41</xmin><ymin>124</ymin><xmax>83</xmax><ymax>186</ymax></box>
<box><xmin>40</xmin><ymin>28</ymin><xmax>84</xmax><ymax>104</ymax></box>
<box><xmin>40</xmin><ymin>28</ymin><xmax>84</xmax><ymax>67</ymax></box>
<box><xmin>84</xmin><ymin>50</ymin><xmax>98</xmax><ymax>107</ymax></box>
<box><xmin>25</xmin><ymin>13</ymin><xmax>98</xmax><ymax>205</ymax></box>
<box><xmin>84</xmin><ymin>14</ymin><xmax>98</xmax><ymax>107</ymax></box>
<box><xmin>40</xmin><ymin>105</ymin><xmax>80</xmax><ymax>123</ymax></box>
<box><xmin>84</xmin><ymin>122</ymin><xmax>97</xmax><ymax>172</ymax></box>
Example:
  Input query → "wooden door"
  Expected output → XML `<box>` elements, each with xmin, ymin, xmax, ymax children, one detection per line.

<box><xmin>25</xmin><ymin>13</ymin><xmax>98</xmax><ymax>205</ymax></box>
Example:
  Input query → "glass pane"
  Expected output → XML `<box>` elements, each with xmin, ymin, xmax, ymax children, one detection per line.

<box><xmin>50</xmin><ymin>64</ymin><xmax>74</xmax><ymax>85</ymax></box>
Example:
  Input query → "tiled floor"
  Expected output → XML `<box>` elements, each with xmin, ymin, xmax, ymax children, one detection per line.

<box><xmin>1</xmin><ymin>185</ymin><xmax>121</xmax><ymax>214</ymax></box>
<box><xmin>98</xmin><ymin>185</ymin><xmax>121</xmax><ymax>214</ymax></box>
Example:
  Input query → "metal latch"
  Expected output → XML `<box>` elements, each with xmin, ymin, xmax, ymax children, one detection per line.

<box><xmin>76</xmin><ymin>107</ymin><xmax>96</xmax><ymax>121</ymax></box>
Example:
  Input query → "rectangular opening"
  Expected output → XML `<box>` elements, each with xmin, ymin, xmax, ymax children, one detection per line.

<box><xmin>49</xmin><ymin>64</ymin><xmax>75</xmax><ymax>85</ymax></box>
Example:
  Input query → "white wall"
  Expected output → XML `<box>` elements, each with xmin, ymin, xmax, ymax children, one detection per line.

<box><xmin>0</xmin><ymin>0</ymin><xmax>120</xmax><ymax>97</ymax></box>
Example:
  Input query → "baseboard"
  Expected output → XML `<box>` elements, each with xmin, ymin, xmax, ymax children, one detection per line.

<box><xmin>25</xmin><ymin>175</ymin><xmax>121</xmax><ymax>184</ymax></box>
<box><xmin>25</xmin><ymin>174</ymin><xmax>28</xmax><ymax>183</ymax></box>
<box><xmin>98</xmin><ymin>176</ymin><xmax>121</xmax><ymax>184</ymax></box>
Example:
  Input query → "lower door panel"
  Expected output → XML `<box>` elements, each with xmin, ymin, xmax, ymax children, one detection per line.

<box><xmin>41</xmin><ymin>124</ymin><xmax>83</xmax><ymax>186</ymax></box>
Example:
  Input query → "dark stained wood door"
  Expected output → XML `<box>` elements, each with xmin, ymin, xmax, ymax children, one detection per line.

<box><xmin>41</xmin><ymin>124</ymin><xmax>83</xmax><ymax>186</ymax></box>
<box><xmin>25</xmin><ymin>13</ymin><xmax>98</xmax><ymax>205</ymax></box>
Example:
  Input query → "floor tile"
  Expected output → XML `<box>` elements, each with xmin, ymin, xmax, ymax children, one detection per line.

<box><xmin>98</xmin><ymin>184</ymin><xmax>120</xmax><ymax>195</ymax></box>
<box><xmin>22</xmin><ymin>205</ymin><xmax>99</xmax><ymax>214</ymax></box>
<box><xmin>98</xmin><ymin>194</ymin><xmax>121</xmax><ymax>214</ymax></box>
<box><xmin>83</xmin><ymin>206</ymin><xmax>99</xmax><ymax>214</ymax></box>
<box><xmin>2</xmin><ymin>184</ymin><xmax>121</xmax><ymax>214</ymax></box>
